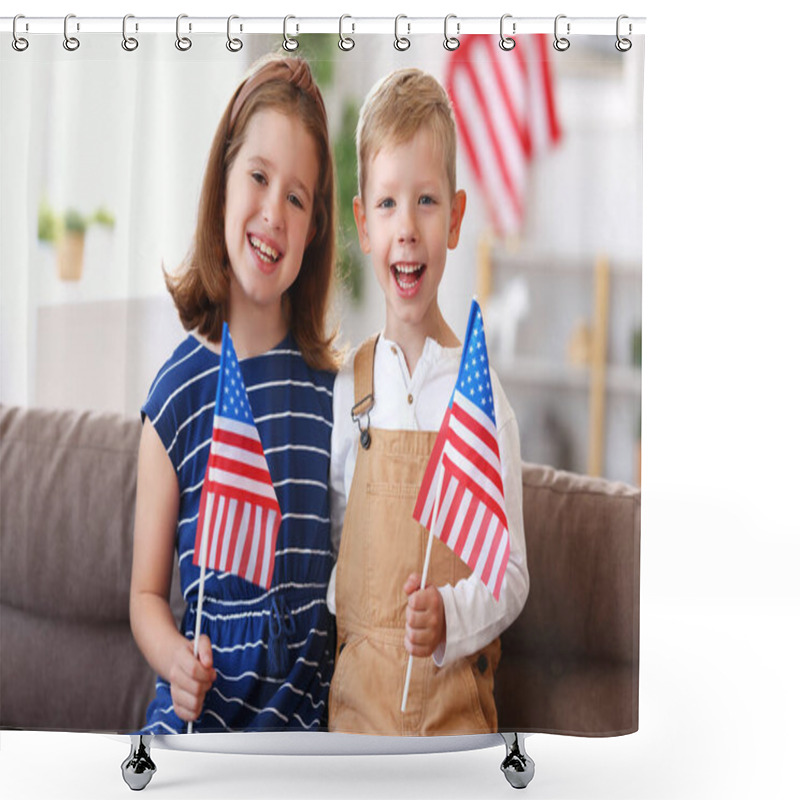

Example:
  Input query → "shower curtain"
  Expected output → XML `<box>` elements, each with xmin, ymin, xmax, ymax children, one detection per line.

<box><xmin>0</xmin><ymin>18</ymin><xmax>643</xmax><ymax>738</ymax></box>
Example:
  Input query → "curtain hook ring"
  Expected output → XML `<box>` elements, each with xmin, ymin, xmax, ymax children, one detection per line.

<box><xmin>12</xmin><ymin>15</ymin><xmax>29</xmax><ymax>52</ymax></box>
<box><xmin>444</xmin><ymin>14</ymin><xmax>460</xmax><ymax>51</ymax></box>
<box><xmin>553</xmin><ymin>14</ymin><xmax>571</xmax><ymax>52</ymax></box>
<box><xmin>175</xmin><ymin>14</ymin><xmax>192</xmax><ymax>51</ymax></box>
<box><xmin>394</xmin><ymin>15</ymin><xmax>411</xmax><ymax>51</ymax></box>
<box><xmin>283</xmin><ymin>15</ymin><xmax>299</xmax><ymax>51</ymax></box>
<box><xmin>226</xmin><ymin>15</ymin><xmax>243</xmax><ymax>52</ymax></box>
<box><xmin>615</xmin><ymin>14</ymin><xmax>632</xmax><ymax>52</ymax></box>
<box><xmin>122</xmin><ymin>14</ymin><xmax>139</xmax><ymax>52</ymax></box>
<box><xmin>338</xmin><ymin>14</ymin><xmax>355</xmax><ymax>51</ymax></box>
<box><xmin>63</xmin><ymin>13</ymin><xmax>80</xmax><ymax>51</ymax></box>
<box><xmin>499</xmin><ymin>14</ymin><xmax>515</xmax><ymax>51</ymax></box>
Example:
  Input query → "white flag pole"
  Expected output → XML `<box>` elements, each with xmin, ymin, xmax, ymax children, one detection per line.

<box><xmin>401</xmin><ymin>465</ymin><xmax>445</xmax><ymax>714</ymax></box>
<box><xmin>187</xmin><ymin>493</ymin><xmax>213</xmax><ymax>734</ymax></box>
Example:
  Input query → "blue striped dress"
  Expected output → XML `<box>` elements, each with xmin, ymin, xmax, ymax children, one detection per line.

<box><xmin>139</xmin><ymin>332</ymin><xmax>336</xmax><ymax>733</ymax></box>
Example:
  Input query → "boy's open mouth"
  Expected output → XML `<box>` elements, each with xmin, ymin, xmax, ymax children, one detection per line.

<box><xmin>391</xmin><ymin>262</ymin><xmax>426</xmax><ymax>291</ymax></box>
<box><xmin>248</xmin><ymin>234</ymin><xmax>282</xmax><ymax>264</ymax></box>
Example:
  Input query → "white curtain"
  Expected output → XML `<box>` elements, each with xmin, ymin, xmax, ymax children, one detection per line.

<box><xmin>1</xmin><ymin>34</ymin><xmax>247</xmax><ymax>412</ymax></box>
<box><xmin>1</xmin><ymin>32</ymin><xmax>643</xmax><ymax>483</ymax></box>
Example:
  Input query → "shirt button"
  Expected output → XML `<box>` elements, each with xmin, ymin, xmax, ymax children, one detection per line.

<box><xmin>407</xmin><ymin>393</ymin><xmax>413</xmax><ymax>405</ymax></box>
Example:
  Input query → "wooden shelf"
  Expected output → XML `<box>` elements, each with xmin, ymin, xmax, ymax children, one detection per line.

<box><xmin>489</xmin><ymin>249</ymin><xmax>642</xmax><ymax>279</ymax></box>
<box><xmin>492</xmin><ymin>356</ymin><xmax>641</xmax><ymax>395</ymax></box>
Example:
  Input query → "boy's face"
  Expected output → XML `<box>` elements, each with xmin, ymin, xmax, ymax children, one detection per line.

<box><xmin>354</xmin><ymin>128</ymin><xmax>466</xmax><ymax>342</ymax></box>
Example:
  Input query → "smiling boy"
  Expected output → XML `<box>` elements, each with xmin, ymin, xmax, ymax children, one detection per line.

<box><xmin>327</xmin><ymin>68</ymin><xmax>529</xmax><ymax>736</ymax></box>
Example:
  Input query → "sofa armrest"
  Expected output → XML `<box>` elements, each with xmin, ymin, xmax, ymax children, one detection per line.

<box><xmin>496</xmin><ymin>462</ymin><xmax>640</xmax><ymax>736</ymax></box>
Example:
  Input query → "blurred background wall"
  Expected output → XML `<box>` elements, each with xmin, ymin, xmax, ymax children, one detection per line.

<box><xmin>0</xmin><ymin>32</ymin><xmax>642</xmax><ymax>484</ymax></box>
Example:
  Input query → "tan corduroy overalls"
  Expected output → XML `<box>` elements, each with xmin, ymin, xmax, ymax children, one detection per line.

<box><xmin>329</xmin><ymin>336</ymin><xmax>501</xmax><ymax>736</ymax></box>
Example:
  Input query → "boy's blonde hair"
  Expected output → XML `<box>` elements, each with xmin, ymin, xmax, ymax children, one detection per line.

<box><xmin>356</xmin><ymin>68</ymin><xmax>457</xmax><ymax>198</ymax></box>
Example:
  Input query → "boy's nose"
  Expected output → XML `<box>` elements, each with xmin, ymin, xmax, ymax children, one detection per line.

<box><xmin>396</xmin><ymin>211</ymin><xmax>418</xmax><ymax>244</ymax></box>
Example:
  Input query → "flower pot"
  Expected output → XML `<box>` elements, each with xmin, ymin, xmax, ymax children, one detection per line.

<box><xmin>57</xmin><ymin>231</ymin><xmax>85</xmax><ymax>281</ymax></box>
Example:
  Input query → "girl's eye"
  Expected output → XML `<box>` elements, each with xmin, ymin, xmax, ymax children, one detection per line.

<box><xmin>252</xmin><ymin>172</ymin><xmax>267</xmax><ymax>185</ymax></box>
<box><xmin>288</xmin><ymin>193</ymin><xmax>305</xmax><ymax>210</ymax></box>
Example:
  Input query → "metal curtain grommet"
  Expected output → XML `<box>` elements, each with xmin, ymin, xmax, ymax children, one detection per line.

<box><xmin>226</xmin><ymin>15</ymin><xmax>243</xmax><ymax>52</ymax></box>
<box><xmin>12</xmin><ymin>15</ymin><xmax>29</xmax><ymax>51</ymax></box>
<box><xmin>394</xmin><ymin>15</ymin><xmax>410</xmax><ymax>51</ymax></box>
<box><xmin>553</xmin><ymin>14</ymin><xmax>570</xmax><ymax>52</ymax></box>
<box><xmin>283</xmin><ymin>15</ymin><xmax>299</xmax><ymax>51</ymax></box>
<box><xmin>63</xmin><ymin>13</ymin><xmax>80</xmax><ymax>51</ymax></box>
<box><xmin>122</xmin><ymin>14</ymin><xmax>138</xmax><ymax>51</ymax></box>
<box><xmin>444</xmin><ymin>14</ymin><xmax>460</xmax><ymax>51</ymax></box>
<box><xmin>499</xmin><ymin>14</ymin><xmax>515</xmax><ymax>51</ymax></box>
<box><xmin>175</xmin><ymin>14</ymin><xmax>192</xmax><ymax>51</ymax></box>
<box><xmin>615</xmin><ymin>14</ymin><xmax>632</xmax><ymax>52</ymax></box>
<box><xmin>338</xmin><ymin>14</ymin><xmax>354</xmax><ymax>51</ymax></box>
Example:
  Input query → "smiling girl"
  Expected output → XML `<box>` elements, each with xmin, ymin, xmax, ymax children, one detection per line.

<box><xmin>130</xmin><ymin>55</ymin><xmax>339</xmax><ymax>733</ymax></box>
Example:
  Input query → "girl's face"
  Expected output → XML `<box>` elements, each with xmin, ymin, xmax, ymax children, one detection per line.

<box><xmin>224</xmin><ymin>108</ymin><xmax>318</xmax><ymax>324</ymax></box>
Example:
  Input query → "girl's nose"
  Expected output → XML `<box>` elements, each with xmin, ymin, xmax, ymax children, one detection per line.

<box><xmin>262</xmin><ymin>190</ymin><xmax>285</xmax><ymax>230</ymax></box>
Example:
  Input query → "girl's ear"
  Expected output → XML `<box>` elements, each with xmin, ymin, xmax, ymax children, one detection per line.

<box><xmin>447</xmin><ymin>189</ymin><xmax>467</xmax><ymax>250</ymax></box>
<box><xmin>353</xmin><ymin>196</ymin><xmax>371</xmax><ymax>254</ymax></box>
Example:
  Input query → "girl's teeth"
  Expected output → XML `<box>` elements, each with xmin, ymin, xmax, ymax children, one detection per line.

<box><xmin>249</xmin><ymin>235</ymin><xmax>279</xmax><ymax>262</ymax></box>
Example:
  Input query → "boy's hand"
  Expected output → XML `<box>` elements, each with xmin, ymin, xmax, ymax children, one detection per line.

<box><xmin>168</xmin><ymin>634</ymin><xmax>216</xmax><ymax>722</ymax></box>
<box><xmin>403</xmin><ymin>573</ymin><xmax>446</xmax><ymax>658</ymax></box>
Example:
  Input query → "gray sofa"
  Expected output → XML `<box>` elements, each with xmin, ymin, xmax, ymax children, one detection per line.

<box><xmin>0</xmin><ymin>404</ymin><xmax>639</xmax><ymax>735</ymax></box>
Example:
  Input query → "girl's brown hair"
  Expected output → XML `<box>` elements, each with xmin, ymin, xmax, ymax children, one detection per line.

<box><xmin>166</xmin><ymin>54</ymin><xmax>339</xmax><ymax>372</ymax></box>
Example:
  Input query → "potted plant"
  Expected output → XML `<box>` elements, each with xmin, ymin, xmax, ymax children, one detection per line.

<box><xmin>57</xmin><ymin>208</ymin><xmax>88</xmax><ymax>281</ymax></box>
<box><xmin>38</xmin><ymin>199</ymin><xmax>116</xmax><ymax>282</ymax></box>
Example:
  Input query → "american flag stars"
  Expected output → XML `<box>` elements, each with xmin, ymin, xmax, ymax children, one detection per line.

<box><xmin>220</xmin><ymin>348</ymin><xmax>253</xmax><ymax>422</ymax></box>
<box><xmin>458</xmin><ymin>311</ymin><xmax>495</xmax><ymax>421</ymax></box>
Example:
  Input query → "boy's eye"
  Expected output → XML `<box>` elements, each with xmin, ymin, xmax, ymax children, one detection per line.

<box><xmin>419</xmin><ymin>195</ymin><xmax>435</xmax><ymax>206</ymax></box>
<box><xmin>378</xmin><ymin>198</ymin><xmax>395</xmax><ymax>210</ymax></box>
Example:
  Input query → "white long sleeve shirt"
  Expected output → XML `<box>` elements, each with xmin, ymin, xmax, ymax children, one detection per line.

<box><xmin>327</xmin><ymin>333</ymin><xmax>529</xmax><ymax>667</ymax></box>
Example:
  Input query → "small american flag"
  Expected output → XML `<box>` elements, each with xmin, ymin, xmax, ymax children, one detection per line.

<box><xmin>444</xmin><ymin>34</ymin><xmax>561</xmax><ymax>238</ymax></box>
<box><xmin>412</xmin><ymin>300</ymin><xmax>510</xmax><ymax>600</ymax></box>
<box><xmin>193</xmin><ymin>323</ymin><xmax>281</xmax><ymax>590</ymax></box>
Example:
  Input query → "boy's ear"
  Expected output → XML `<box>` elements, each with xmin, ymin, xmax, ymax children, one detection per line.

<box><xmin>353</xmin><ymin>196</ymin><xmax>371</xmax><ymax>254</ymax></box>
<box><xmin>447</xmin><ymin>189</ymin><xmax>467</xmax><ymax>250</ymax></box>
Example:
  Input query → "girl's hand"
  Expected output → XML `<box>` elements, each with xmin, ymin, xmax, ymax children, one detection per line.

<box><xmin>168</xmin><ymin>634</ymin><xmax>216</xmax><ymax>722</ymax></box>
<box><xmin>403</xmin><ymin>573</ymin><xmax>446</xmax><ymax>658</ymax></box>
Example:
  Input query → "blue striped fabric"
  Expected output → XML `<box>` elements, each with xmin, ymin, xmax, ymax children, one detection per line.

<box><xmin>139</xmin><ymin>333</ymin><xmax>336</xmax><ymax>733</ymax></box>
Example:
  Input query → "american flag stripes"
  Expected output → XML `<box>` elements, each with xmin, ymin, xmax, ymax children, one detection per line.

<box><xmin>444</xmin><ymin>34</ymin><xmax>561</xmax><ymax>238</ymax></box>
<box><xmin>412</xmin><ymin>300</ymin><xmax>510</xmax><ymax>600</ymax></box>
<box><xmin>193</xmin><ymin>323</ymin><xmax>281</xmax><ymax>590</ymax></box>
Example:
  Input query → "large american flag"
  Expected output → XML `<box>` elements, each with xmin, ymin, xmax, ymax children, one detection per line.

<box><xmin>412</xmin><ymin>300</ymin><xmax>510</xmax><ymax>600</ymax></box>
<box><xmin>444</xmin><ymin>34</ymin><xmax>561</xmax><ymax>237</ymax></box>
<box><xmin>193</xmin><ymin>323</ymin><xmax>281</xmax><ymax>590</ymax></box>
